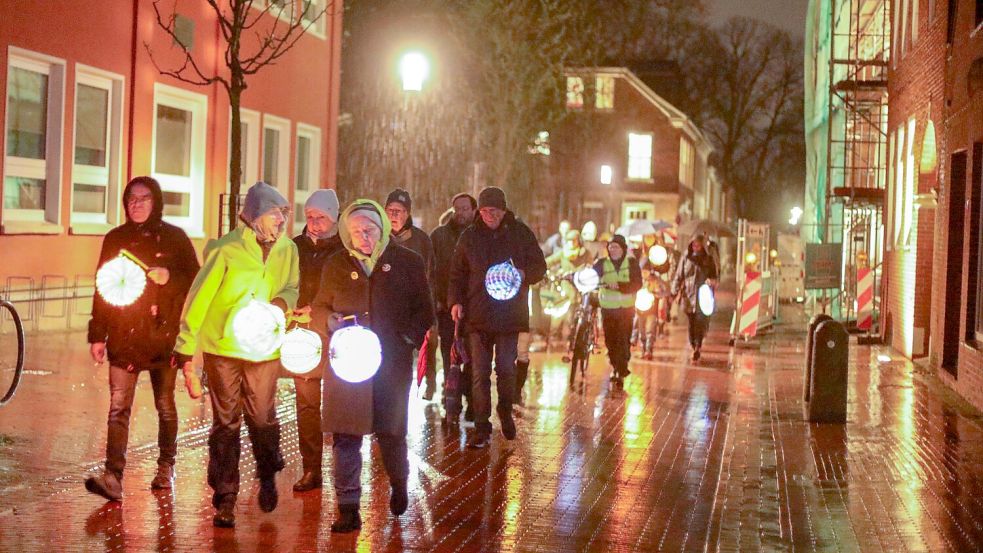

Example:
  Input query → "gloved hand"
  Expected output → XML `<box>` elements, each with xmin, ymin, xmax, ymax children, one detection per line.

<box><xmin>327</xmin><ymin>313</ymin><xmax>346</xmax><ymax>332</ymax></box>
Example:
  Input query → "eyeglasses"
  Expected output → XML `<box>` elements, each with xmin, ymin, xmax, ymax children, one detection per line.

<box><xmin>385</xmin><ymin>208</ymin><xmax>407</xmax><ymax>217</ymax></box>
<box><xmin>126</xmin><ymin>195</ymin><xmax>153</xmax><ymax>206</ymax></box>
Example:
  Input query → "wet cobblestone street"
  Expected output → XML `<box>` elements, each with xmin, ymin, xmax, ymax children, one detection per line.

<box><xmin>3</xmin><ymin>302</ymin><xmax>983</xmax><ymax>552</ymax></box>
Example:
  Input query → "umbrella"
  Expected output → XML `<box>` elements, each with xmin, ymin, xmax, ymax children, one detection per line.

<box><xmin>615</xmin><ymin>219</ymin><xmax>673</xmax><ymax>238</ymax></box>
<box><xmin>416</xmin><ymin>330</ymin><xmax>431</xmax><ymax>387</ymax></box>
<box><xmin>677</xmin><ymin>219</ymin><xmax>736</xmax><ymax>239</ymax></box>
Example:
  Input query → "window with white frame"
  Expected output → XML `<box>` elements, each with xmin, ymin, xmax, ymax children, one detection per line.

<box><xmin>294</xmin><ymin>123</ymin><xmax>321</xmax><ymax>224</ymax></box>
<box><xmin>595</xmin><ymin>75</ymin><xmax>614</xmax><ymax>110</ymax></box>
<box><xmin>679</xmin><ymin>138</ymin><xmax>695</xmax><ymax>189</ymax></box>
<box><xmin>228</xmin><ymin>108</ymin><xmax>260</xmax><ymax>192</ymax></box>
<box><xmin>72</xmin><ymin>66</ymin><xmax>124</xmax><ymax>228</ymax></box>
<box><xmin>262</xmin><ymin>114</ymin><xmax>291</xmax><ymax>191</ymax></box>
<box><xmin>152</xmin><ymin>83</ymin><xmax>207</xmax><ymax>236</ymax></box>
<box><xmin>627</xmin><ymin>132</ymin><xmax>653</xmax><ymax>180</ymax></box>
<box><xmin>3</xmin><ymin>48</ymin><xmax>66</xmax><ymax>229</ymax></box>
<box><xmin>300</xmin><ymin>0</ymin><xmax>327</xmax><ymax>37</ymax></box>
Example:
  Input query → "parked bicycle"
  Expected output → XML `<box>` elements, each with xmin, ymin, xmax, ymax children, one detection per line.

<box><xmin>0</xmin><ymin>298</ymin><xmax>26</xmax><ymax>407</ymax></box>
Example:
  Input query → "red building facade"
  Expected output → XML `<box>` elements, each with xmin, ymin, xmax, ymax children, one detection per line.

<box><xmin>0</xmin><ymin>0</ymin><xmax>343</xmax><ymax>294</ymax></box>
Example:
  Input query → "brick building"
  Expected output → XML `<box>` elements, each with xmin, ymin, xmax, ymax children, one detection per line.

<box><xmin>0</xmin><ymin>0</ymin><xmax>343</xmax><ymax>314</ymax></box>
<box><xmin>546</xmin><ymin>67</ymin><xmax>723</xmax><ymax>235</ymax></box>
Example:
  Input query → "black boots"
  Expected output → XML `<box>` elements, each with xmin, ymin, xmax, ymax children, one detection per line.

<box><xmin>498</xmin><ymin>405</ymin><xmax>517</xmax><ymax>440</ymax></box>
<box><xmin>213</xmin><ymin>495</ymin><xmax>236</xmax><ymax>528</ymax></box>
<box><xmin>258</xmin><ymin>477</ymin><xmax>278</xmax><ymax>512</ymax></box>
<box><xmin>331</xmin><ymin>504</ymin><xmax>362</xmax><ymax>533</ymax></box>
<box><xmin>390</xmin><ymin>481</ymin><xmax>409</xmax><ymax>516</ymax></box>
<box><xmin>514</xmin><ymin>360</ymin><xmax>530</xmax><ymax>406</ymax></box>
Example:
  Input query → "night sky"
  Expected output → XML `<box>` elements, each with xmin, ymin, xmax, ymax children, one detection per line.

<box><xmin>708</xmin><ymin>0</ymin><xmax>809</xmax><ymax>38</ymax></box>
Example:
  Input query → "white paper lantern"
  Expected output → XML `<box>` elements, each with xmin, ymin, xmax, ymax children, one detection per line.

<box><xmin>635</xmin><ymin>289</ymin><xmax>656</xmax><ymax>312</ymax></box>
<box><xmin>485</xmin><ymin>261</ymin><xmax>522</xmax><ymax>301</ymax></box>
<box><xmin>280</xmin><ymin>328</ymin><xmax>323</xmax><ymax>374</ymax></box>
<box><xmin>698</xmin><ymin>283</ymin><xmax>715</xmax><ymax>316</ymax></box>
<box><xmin>648</xmin><ymin>245</ymin><xmax>669</xmax><ymax>267</ymax></box>
<box><xmin>231</xmin><ymin>300</ymin><xmax>287</xmax><ymax>358</ymax></box>
<box><xmin>573</xmin><ymin>267</ymin><xmax>600</xmax><ymax>294</ymax></box>
<box><xmin>96</xmin><ymin>255</ymin><xmax>147</xmax><ymax>307</ymax></box>
<box><xmin>329</xmin><ymin>325</ymin><xmax>383</xmax><ymax>383</ymax></box>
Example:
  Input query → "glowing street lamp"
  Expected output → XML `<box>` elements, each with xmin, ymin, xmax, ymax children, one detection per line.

<box><xmin>789</xmin><ymin>206</ymin><xmax>803</xmax><ymax>226</ymax></box>
<box><xmin>400</xmin><ymin>51</ymin><xmax>430</xmax><ymax>92</ymax></box>
<box><xmin>600</xmin><ymin>164</ymin><xmax>613</xmax><ymax>185</ymax></box>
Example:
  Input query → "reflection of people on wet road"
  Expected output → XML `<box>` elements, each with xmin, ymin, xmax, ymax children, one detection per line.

<box><xmin>311</xmin><ymin>200</ymin><xmax>434</xmax><ymax>534</ymax></box>
<box><xmin>173</xmin><ymin>182</ymin><xmax>299</xmax><ymax>528</ymax></box>
<box><xmin>84</xmin><ymin>176</ymin><xmax>198</xmax><ymax>503</ymax></box>
<box><xmin>672</xmin><ymin>234</ymin><xmax>718</xmax><ymax>362</ymax></box>
<box><xmin>594</xmin><ymin>235</ymin><xmax>642</xmax><ymax>386</ymax></box>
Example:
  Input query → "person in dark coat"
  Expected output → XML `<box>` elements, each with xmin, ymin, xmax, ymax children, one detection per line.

<box><xmin>84</xmin><ymin>176</ymin><xmax>199</xmax><ymax>502</ymax></box>
<box><xmin>429</xmin><ymin>192</ymin><xmax>476</xmax><ymax>413</ymax></box>
<box><xmin>311</xmin><ymin>199</ymin><xmax>434</xmax><ymax>534</ymax></box>
<box><xmin>672</xmin><ymin>234</ymin><xmax>719</xmax><ymax>361</ymax></box>
<box><xmin>449</xmin><ymin>187</ymin><xmax>547</xmax><ymax>449</ymax></box>
<box><xmin>289</xmin><ymin>189</ymin><xmax>343</xmax><ymax>493</ymax></box>
<box><xmin>593</xmin><ymin>235</ymin><xmax>643</xmax><ymax>385</ymax></box>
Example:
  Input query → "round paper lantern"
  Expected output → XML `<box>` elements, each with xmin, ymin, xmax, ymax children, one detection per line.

<box><xmin>544</xmin><ymin>299</ymin><xmax>571</xmax><ymax>319</ymax></box>
<box><xmin>635</xmin><ymin>289</ymin><xmax>656</xmax><ymax>312</ymax></box>
<box><xmin>280</xmin><ymin>328</ymin><xmax>323</xmax><ymax>374</ymax></box>
<box><xmin>485</xmin><ymin>261</ymin><xmax>522</xmax><ymax>301</ymax></box>
<box><xmin>573</xmin><ymin>267</ymin><xmax>600</xmax><ymax>294</ymax></box>
<box><xmin>648</xmin><ymin>245</ymin><xmax>669</xmax><ymax>267</ymax></box>
<box><xmin>698</xmin><ymin>284</ymin><xmax>715</xmax><ymax>316</ymax></box>
<box><xmin>581</xmin><ymin>221</ymin><xmax>598</xmax><ymax>242</ymax></box>
<box><xmin>329</xmin><ymin>325</ymin><xmax>382</xmax><ymax>383</ymax></box>
<box><xmin>231</xmin><ymin>300</ymin><xmax>287</xmax><ymax>358</ymax></box>
<box><xmin>96</xmin><ymin>256</ymin><xmax>147</xmax><ymax>307</ymax></box>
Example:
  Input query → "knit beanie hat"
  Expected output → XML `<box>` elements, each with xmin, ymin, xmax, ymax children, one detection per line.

<box><xmin>348</xmin><ymin>205</ymin><xmax>384</xmax><ymax>232</ymax></box>
<box><xmin>241</xmin><ymin>182</ymin><xmax>288</xmax><ymax>223</ymax></box>
<box><xmin>385</xmin><ymin>188</ymin><xmax>412</xmax><ymax>212</ymax></box>
<box><xmin>305</xmin><ymin>189</ymin><xmax>340</xmax><ymax>221</ymax></box>
<box><xmin>477</xmin><ymin>186</ymin><xmax>507</xmax><ymax>210</ymax></box>
<box><xmin>610</xmin><ymin>234</ymin><xmax>628</xmax><ymax>250</ymax></box>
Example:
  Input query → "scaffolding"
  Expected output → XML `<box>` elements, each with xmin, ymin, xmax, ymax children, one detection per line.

<box><xmin>823</xmin><ymin>0</ymin><xmax>889</xmax><ymax>329</ymax></box>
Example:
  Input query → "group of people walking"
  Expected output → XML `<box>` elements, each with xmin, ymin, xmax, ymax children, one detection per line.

<box><xmin>83</xmin><ymin>177</ymin><xmax>547</xmax><ymax>531</ymax></box>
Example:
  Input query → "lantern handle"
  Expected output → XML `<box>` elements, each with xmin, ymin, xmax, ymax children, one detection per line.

<box><xmin>119</xmin><ymin>249</ymin><xmax>150</xmax><ymax>272</ymax></box>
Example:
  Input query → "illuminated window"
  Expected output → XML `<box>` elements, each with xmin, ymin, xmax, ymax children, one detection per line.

<box><xmin>595</xmin><ymin>75</ymin><xmax>614</xmax><ymax>110</ymax></box>
<box><xmin>627</xmin><ymin>133</ymin><xmax>653</xmax><ymax>180</ymax></box>
<box><xmin>600</xmin><ymin>165</ymin><xmax>612</xmax><ymax>185</ymax></box>
<box><xmin>72</xmin><ymin>66</ymin><xmax>124</xmax><ymax>229</ymax></box>
<box><xmin>679</xmin><ymin>139</ymin><xmax>695</xmax><ymax>189</ymax></box>
<box><xmin>566</xmin><ymin>76</ymin><xmax>584</xmax><ymax>110</ymax></box>
<box><xmin>152</xmin><ymin>83</ymin><xmax>207</xmax><ymax>236</ymax></box>
<box><xmin>529</xmin><ymin>131</ymin><xmax>550</xmax><ymax>156</ymax></box>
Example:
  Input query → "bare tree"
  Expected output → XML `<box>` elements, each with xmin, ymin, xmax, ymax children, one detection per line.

<box><xmin>148</xmin><ymin>0</ymin><xmax>330</xmax><ymax>231</ymax></box>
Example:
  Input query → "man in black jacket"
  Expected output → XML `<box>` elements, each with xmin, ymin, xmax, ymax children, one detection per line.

<box><xmin>385</xmin><ymin>188</ymin><xmax>434</xmax><ymax>277</ymax></box>
<box><xmin>290</xmin><ymin>189</ymin><xmax>343</xmax><ymax>492</ymax></box>
<box><xmin>450</xmin><ymin>187</ymin><xmax>547</xmax><ymax>448</ymax></box>
<box><xmin>85</xmin><ymin>176</ymin><xmax>200</xmax><ymax>501</ymax></box>
<box><xmin>430</xmin><ymin>193</ymin><xmax>476</xmax><ymax>414</ymax></box>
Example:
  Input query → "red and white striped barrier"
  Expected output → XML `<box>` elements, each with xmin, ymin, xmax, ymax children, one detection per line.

<box><xmin>856</xmin><ymin>267</ymin><xmax>873</xmax><ymax>330</ymax></box>
<box><xmin>739</xmin><ymin>271</ymin><xmax>762</xmax><ymax>338</ymax></box>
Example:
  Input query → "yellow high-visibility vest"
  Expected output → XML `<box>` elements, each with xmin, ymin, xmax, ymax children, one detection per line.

<box><xmin>599</xmin><ymin>257</ymin><xmax>635</xmax><ymax>309</ymax></box>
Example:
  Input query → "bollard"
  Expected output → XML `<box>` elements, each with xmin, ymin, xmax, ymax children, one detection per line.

<box><xmin>806</xmin><ymin>320</ymin><xmax>849</xmax><ymax>423</ymax></box>
<box><xmin>804</xmin><ymin>313</ymin><xmax>833</xmax><ymax>402</ymax></box>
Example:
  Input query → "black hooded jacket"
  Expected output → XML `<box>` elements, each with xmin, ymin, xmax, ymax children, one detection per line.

<box><xmin>429</xmin><ymin>217</ymin><xmax>471</xmax><ymax>310</ymax></box>
<box><xmin>293</xmin><ymin>227</ymin><xmax>344</xmax><ymax>308</ymax></box>
<box><xmin>449</xmin><ymin>211</ymin><xmax>547</xmax><ymax>333</ymax></box>
<box><xmin>87</xmin><ymin>178</ymin><xmax>200</xmax><ymax>370</ymax></box>
<box><xmin>392</xmin><ymin>224</ymin><xmax>435</xmax><ymax>280</ymax></box>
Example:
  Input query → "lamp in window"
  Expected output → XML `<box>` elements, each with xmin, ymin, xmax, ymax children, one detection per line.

<box><xmin>400</xmin><ymin>51</ymin><xmax>430</xmax><ymax>92</ymax></box>
<box><xmin>600</xmin><ymin>165</ymin><xmax>613</xmax><ymax>185</ymax></box>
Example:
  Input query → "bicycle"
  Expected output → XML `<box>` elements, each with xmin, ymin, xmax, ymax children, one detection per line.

<box><xmin>0</xmin><ymin>298</ymin><xmax>26</xmax><ymax>407</ymax></box>
<box><xmin>564</xmin><ymin>271</ymin><xmax>600</xmax><ymax>388</ymax></box>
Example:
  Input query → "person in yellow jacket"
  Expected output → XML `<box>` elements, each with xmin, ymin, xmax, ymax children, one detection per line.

<box><xmin>592</xmin><ymin>234</ymin><xmax>642</xmax><ymax>386</ymax></box>
<box><xmin>172</xmin><ymin>182</ymin><xmax>299</xmax><ymax>528</ymax></box>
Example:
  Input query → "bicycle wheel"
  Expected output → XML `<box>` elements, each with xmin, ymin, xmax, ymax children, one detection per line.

<box><xmin>0</xmin><ymin>300</ymin><xmax>26</xmax><ymax>406</ymax></box>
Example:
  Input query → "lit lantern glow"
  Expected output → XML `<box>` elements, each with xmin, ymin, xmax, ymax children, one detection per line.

<box><xmin>400</xmin><ymin>51</ymin><xmax>430</xmax><ymax>92</ymax></box>
<box><xmin>280</xmin><ymin>328</ymin><xmax>323</xmax><ymax>374</ymax></box>
<box><xmin>573</xmin><ymin>267</ymin><xmax>600</xmax><ymax>294</ymax></box>
<box><xmin>648</xmin><ymin>245</ymin><xmax>669</xmax><ymax>267</ymax></box>
<box><xmin>698</xmin><ymin>284</ymin><xmax>715</xmax><ymax>316</ymax></box>
<box><xmin>745</xmin><ymin>251</ymin><xmax>758</xmax><ymax>265</ymax></box>
<box><xmin>231</xmin><ymin>300</ymin><xmax>287</xmax><ymax>358</ymax></box>
<box><xmin>96</xmin><ymin>255</ymin><xmax>147</xmax><ymax>307</ymax></box>
<box><xmin>329</xmin><ymin>325</ymin><xmax>383</xmax><ymax>383</ymax></box>
<box><xmin>635</xmin><ymin>289</ymin><xmax>655</xmax><ymax>312</ymax></box>
<box><xmin>485</xmin><ymin>261</ymin><xmax>522</xmax><ymax>301</ymax></box>
<box><xmin>581</xmin><ymin>221</ymin><xmax>598</xmax><ymax>241</ymax></box>
<box><xmin>544</xmin><ymin>299</ymin><xmax>571</xmax><ymax>319</ymax></box>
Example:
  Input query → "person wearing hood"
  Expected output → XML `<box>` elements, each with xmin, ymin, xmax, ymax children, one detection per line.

<box><xmin>449</xmin><ymin>187</ymin><xmax>547</xmax><ymax>449</ymax></box>
<box><xmin>288</xmin><ymin>189</ymin><xmax>343</xmax><ymax>493</ymax></box>
<box><xmin>428</xmin><ymin>192</ymin><xmax>476</xmax><ymax>407</ymax></box>
<box><xmin>311</xmin><ymin>199</ymin><xmax>434</xmax><ymax>533</ymax></box>
<box><xmin>172</xmin><ymin>182</ymin><xmax>299</xmax><ymax>528</ymax></box>
<box><xmin>84</xmin><ymin>176</ymin><xmax>200</xmax><ymax>502</ymax></box>
<box><xmin>671</xmin><ymin>234</ymin><xmax>718</xmax><ymax>361</ymax></box>
<box><xmin>593</xmin><ymin>234</ymin><xmax>643</xmax><ymax>386</ymax></box>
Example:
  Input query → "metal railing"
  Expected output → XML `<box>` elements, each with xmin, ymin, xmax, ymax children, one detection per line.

<box><xmin>0</xmin><ymin>275</ymin><xmax>95</xmax><ymax>333</ymax></box>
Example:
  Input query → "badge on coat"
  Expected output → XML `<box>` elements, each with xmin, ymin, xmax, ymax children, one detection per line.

<box><xmin>382</xmin><ymin>263</ymin><xmax>391</xmax><ymax>272</ymax></box>
<box><xmin>351</xmin><ymin>271</ymin><xmax>359</xmax><ymax>280</ymax></box>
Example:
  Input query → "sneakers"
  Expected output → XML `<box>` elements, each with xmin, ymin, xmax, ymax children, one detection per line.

<box><xmin>498</xmin><ymin>406</ymin><xmax>517</xmax><ymax>440</ymax></box>
<box><xmin>331</xmin><ymin>504</ymin><xmax>362</xmax><ymax>533</ymax></box>
<box><xmin>466</xmin><ymin>431</ymin><xmax>490</xmax><ymax>449</ymax></box>
<box><xmin>213</xmin><ymin>495</ymin><xmax>236</xmax><ymax>528</ymax></box>
<box><xmin>150</xmin><ymin>464</ymin><xmax>174</xmax><ymax>490</ymax></box>
<box><xmin>390</xmin><ymin>481</ymin><xmax>409</xmax><ymax>516</ymax></box>
<box><xmin>84</xmin><ymin>472</ymin><xmax>122</xmax><ymax>502</ymax></box>
<box><xmin>292</xmin><ymin>471</ymin><xmax>322</xmax><ymax>492</ymax></box>
<box><xmin>258</xmin><ymin>477</ymin><xmax>278</xmax><ymax>512</ymax></box>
